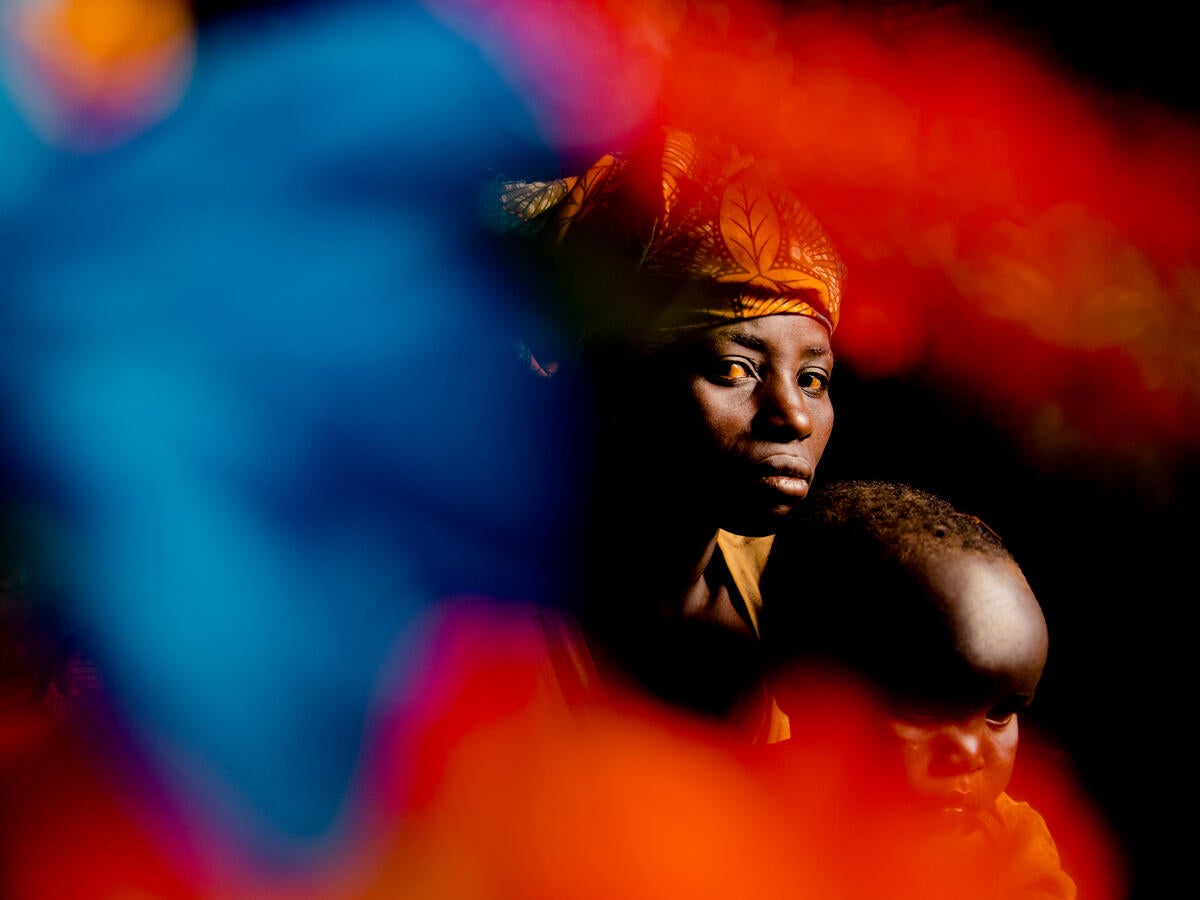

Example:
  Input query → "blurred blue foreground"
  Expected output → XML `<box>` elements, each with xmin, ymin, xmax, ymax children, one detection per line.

<box><xmin>0</xmin><ymin>0</ymin><xmax>579</xmax><ymax>859</ymax></box>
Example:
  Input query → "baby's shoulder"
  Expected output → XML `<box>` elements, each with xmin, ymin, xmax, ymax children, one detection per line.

<box><xmin>985</xmin><ymin>792</ymin><xmax>1077</xmax><ymax>899</ymax></box>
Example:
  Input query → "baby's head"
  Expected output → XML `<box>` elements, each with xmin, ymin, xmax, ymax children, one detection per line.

<box><xmin>760</xmin><ymin>480</ymin><xmax>1048</xmax><ymax>818</ymax></box>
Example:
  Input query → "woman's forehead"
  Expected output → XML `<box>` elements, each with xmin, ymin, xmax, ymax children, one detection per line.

<box><xmin>700</xmin><ymin>314</ymin><xmax>834</xmax><ymax>356</ymax></box>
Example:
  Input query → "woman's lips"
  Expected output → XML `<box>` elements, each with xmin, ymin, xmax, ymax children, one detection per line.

<box><xmin>754</xmin><ymin>460</ymin><xmax>813</xmax><ymax>497</ymax></box>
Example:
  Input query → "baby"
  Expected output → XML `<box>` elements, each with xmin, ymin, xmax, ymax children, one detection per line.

<box><xmin>758</xmin><ymin>480</ymin><xmax>1076</xmax><ymax>899</ymax></box>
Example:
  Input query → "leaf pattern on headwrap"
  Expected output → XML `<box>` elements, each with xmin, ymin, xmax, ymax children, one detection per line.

<box><xmin>500</xmin><ymin>178</ymin><xmax>577</xmax><ymax>223</ymax></box>
<box><xmin>660</xmin><ymin>128</ymin><xmax>698</xmax><ymax>228</ymax></box>
<box><xmin>720</xmin><ymin>180</ymin><xmax>780</xmax><ymax>282</ymax></box>
<box><xmin>556</xmin><ymin>153</ymin><xmax>628</xmax><ymax>243</ymax></box>
<box><xmin>487</xmin><ymin>177</ymin><xmax>578</xmax><ymax>238</ymax></box>
<box><xmin>495</xmin><ymin>126</ymin><xmax>845</xmax><ymax>335</ymax></box>
<box><xmin>713</xmin><ymin>183</ymin><xmax>842</xmax><ymax>317</ymax></box>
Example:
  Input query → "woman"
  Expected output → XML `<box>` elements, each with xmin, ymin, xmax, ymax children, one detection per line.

<box><xmin>496</xmin><ymin>127</ymin><xmax>845</xmax><ymax>741</ymax></box>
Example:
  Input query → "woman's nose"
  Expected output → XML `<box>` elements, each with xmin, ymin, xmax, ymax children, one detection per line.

<box><xmin>758</xmin><ymin>377</ymin><xmax>813</xmax><ymax>439</ymax></box>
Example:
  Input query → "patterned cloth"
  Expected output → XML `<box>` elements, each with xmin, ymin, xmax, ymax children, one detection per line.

<box><xmin>493</xmin><ymin>127</ymin><xmax>845</xmax><ymax>344</ymax></box>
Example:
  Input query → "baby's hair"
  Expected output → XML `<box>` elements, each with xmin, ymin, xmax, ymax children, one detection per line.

<box><xmin>760</xmin><ymin>480</ymin><xmax>1029</xmax><ymax>708</ymax></box>
<box><xmin>790</xmin><ymin>479</ymin><xmax>1008</xmax><ymax>565</ymax></box>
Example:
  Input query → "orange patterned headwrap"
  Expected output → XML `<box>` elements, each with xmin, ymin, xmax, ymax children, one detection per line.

<box><xmin>496</xmin><ymin>127</ymin><xmax>844</xmax><ymax>341</ymax></box>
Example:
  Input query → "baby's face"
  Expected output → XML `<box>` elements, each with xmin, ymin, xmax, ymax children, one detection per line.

<box><xmin>888</xmin><ymin>708</ymin><xmax>1019</xmax><ymax>816</ymax></box>
<box><xmin>887</xmin><ymin>552</ymin><xmax>1046</xmax><ymax>816</ymax></box>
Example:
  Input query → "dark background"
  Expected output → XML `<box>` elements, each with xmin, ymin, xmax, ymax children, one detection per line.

<box><xmin>822</xmin><ymin>367</ymin><xmax>1193</xmax><ymax>900</ymax></box>
<box><xmin>800</xmin><ymin>5</ymin><xmax>1196</xmax><ymax>898</ymax></box>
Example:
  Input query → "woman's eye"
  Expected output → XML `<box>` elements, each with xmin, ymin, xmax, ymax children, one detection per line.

<box><xmin>986</xmin><ymin>712</ymin><xmax>1016</xmax><ymax>728</ymax></box>
<box><xmin>798</xmin><ymin>369</ymin><xmax>830</xmax><ymax>396</ymax></box>
<box><xmin>711</xmin><ymin>359</ymin><xmax>756</xmax><ymax>381</ymax></box>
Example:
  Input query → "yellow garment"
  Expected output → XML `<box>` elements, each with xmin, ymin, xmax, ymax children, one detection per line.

<box><xmin>714</xmin><ymin>529</ymin><xmax>774</xmax><ymax>634</ymax></box>
<box><xmin>534</xmin><ymin>530</ymin><xmax>789</xmax><ymax>744</ymax></box>
<box><xmin>716</xmin><ymin>529</ymin><xmax>791</xmax><ymax>743</ymax></box>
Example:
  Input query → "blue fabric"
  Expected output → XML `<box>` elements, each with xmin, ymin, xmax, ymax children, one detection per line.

<box><xmin>0</xmin><ymin>0</ymin><xmax>577</xmax><ymax>857</ymax></box>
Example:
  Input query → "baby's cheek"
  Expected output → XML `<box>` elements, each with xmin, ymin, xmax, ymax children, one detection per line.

<box><xmin>888</xmin><ymin>719</ymin><xmax>941</xmax><ymax>756</ymax></box>
<box><xmin>887</xmin><ymin>719</ymin><xmax>937</xmax><ymax>780</ymax></box>
<box><xmin>973</xmin><ymin>721</ymin><xmax>1018</xmax><ymax>807</ymax></box>
<box><xmin>888</xmin><ymin>719</ymin><xmax>931</xmax><ymax>743</ymax></box>
<box><xmin>986</xmin><ymin>721</ymin><xmax>1020</xmax><ymax>777</ymax></box>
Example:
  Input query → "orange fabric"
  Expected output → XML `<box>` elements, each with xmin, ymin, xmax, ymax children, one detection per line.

<box><xmin>985</xmin><ymin>792</ymin><xmax>1079</xmax><ymax>899</ymax></box>
<box><xmin>355</xmin><ymin>607</ymin><xmax>1087</xmax><ymax>900</ymax></box>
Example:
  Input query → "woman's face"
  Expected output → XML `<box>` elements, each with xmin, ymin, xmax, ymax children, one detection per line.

<box><xmin>670</xmin><ymin>314</ymin><xmax>834</xmax><ymax>535</ymax></box>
